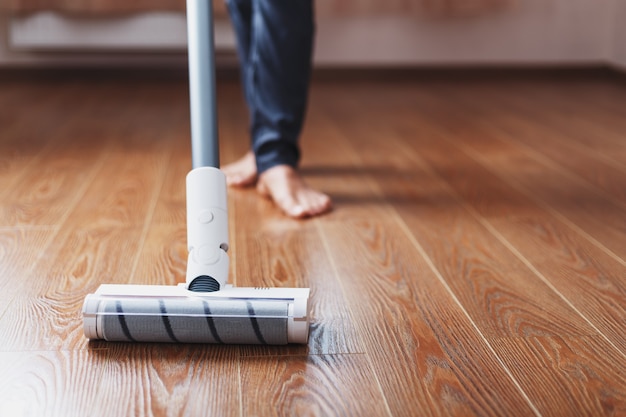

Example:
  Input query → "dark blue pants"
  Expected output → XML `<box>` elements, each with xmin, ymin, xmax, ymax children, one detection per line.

<box><xmin>226</xmin><ymin>0</ymin><xmax>315</xmax><ymax>174</ymax></box>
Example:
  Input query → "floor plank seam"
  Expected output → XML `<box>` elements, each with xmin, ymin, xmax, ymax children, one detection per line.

<box><xmin>322</xmin><ymin>112</ymin><xmax>537</xmax><ymax>417</ymax></box>
<box><xmin>472</xmin><ymin>215</ymin><xmax>626</xmax><ymax>359</ymax></box>
<box><xmin>453</xmin><ymin>139</ymin><xmax>626</xmax><ymax>268</ymax></box>
<box><xmin>379</xmin><ymin>134</ymin><xmax>545</xmax><ymax>416</ymax></box>
<box><xmin>394</xmin><ymin>215</ymin><xmax>543</xmax><ymax>417</ymax></box>
<box><xmin>480</xmin><ymin>120</ymin><xmax>626</xmax><ymax>212</ymax></box>
<box><xmin>0</xmin><ymin>150</ymin><xmax>109</xmax><ymax>323</ymax></box>
<box><xmin>439</xmin><ymin>87</ymin><xmax>626</xmax><ymax>175</ymax></box>
<box><xmin>127</xmin><ymin>148</ymin><xmax>172</xmax><ymax>282</ymax></box>
<box><xmin>412</xmin><ymin>128</ymin><xmax>626</xmax><ymax>358</ymax></box>
<box><xmin>314</xmin><ymin>217</ymin><xmax>395</xmax><ymax>417</ymax></box>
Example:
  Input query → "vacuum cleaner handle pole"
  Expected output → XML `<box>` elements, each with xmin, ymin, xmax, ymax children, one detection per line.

<box><xmin>187</xmin><ymin>0</ymin><xmax>219</xmax><ymax>169</ymax></box>
<box><xmin>185</xmin><ymin>0</ymin><xmax>230</xmax><ymax>292</ymax></box>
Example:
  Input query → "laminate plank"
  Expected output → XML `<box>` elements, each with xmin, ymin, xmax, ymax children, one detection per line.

<box><xmin>131</xmin><ymin>223</ymin><xmax>188</xmax><ymax>286</ymax></box>
<box><xmin>304</xmin><ymin>98</ymin><xmax>540</xmax><ymax>417</ymax></box>
<box><xmin>481</xmin><ymin>114</ymin><xmax>626</xmax><ymax>204</ymax></box>
<box><xmin>520</xmin><ymin>78</ymin><xmax>626</xmax><ymax>141</ymax></box>
<box><xmin>382</xmin><ymin>162</ymin><xmax>625</xmax><ymax>415</ymax></box>
<box><xmin>0</xmin><ymin>147</ymin><xmax>170</xmax><ymax>349</ymax></box>
<box><xmin>0</xmin><ymin>140</ymin><xmax>108</xmax><ymax>227</ymax></box>
<box><xmin>0</xmin><ymin>87</ymin><xmax>177</xmax><ymax>349</ymax></box>
<box><xmin>490</xmin><ymin>336</ymin><xmax>626</xmax><ymax>416</ymax></box>
<box><xmin>150</xmin><ymin>132</ymin><xmax>190</xmax><ymax>226</ymax></box>
<box><xmin>66</xmin><ymin>143</ymin><xmax>170</xmax><ymax>229</ymax></box>
<box><xmin>240</xmin><ymin>354</ymin><xmax>391</xmax><ymax>417</ymax></box>
<box><xmin>390</xmin><ymin>90</ymin><xmax>626</xmax><ymax>334</ymax></box>
<box><xmin>1</xmin><ymin>73</ymin><xmax>625</xmax><ymax>417</ymax></box>
<box><xmin>566</xmin><ymin>80</ymin><xmax>626</xmax><ymax>122</ymax></box>
<box><xmin>0</xmin><ymin>346</ymin><xmax>240</xmax><ymax>417</ymax></box>
<box><xmin>0</xmin><ymin>83</ymin><xmax>122</xmax><ymax>228</ymax></box>
<box><xmin>420</xmin><ymin>80</ymin><xmax>626</xmax><ymax>205</ymax></box>
<box><xmin>93</xmin><ymin>344</ymin><xmax>240</xmax><ymax>417</ymax></box>
<box><xmin>385</xmin><ymin>88</ymin><xmax>626</xmax><ymax>326</ymax></box>
<box><xmin>409</xmin><ymin>216</ymin><xmax>596</xmax><ymax>339</ymax></box>
<box><xmin>392</xmin><ymin>108</ymin><xmax>626</xmax><ymax>353</ymax></box>
<box><xmin>471</xmin><ymin>81</ymin><xmax>626</xmax><ymax>167</ymax></box>
<box><xmin>488</xmin><ymin>215</ymin><xmax>626</xmax><ymax>353</ymax></box>
<box><xmin>234</xmin><ymin>221</ymin><xmax>363</xmax><ymax>356</ymax></box>
<box><xmin>317</xmin><ymin>218</ymin><xmax>540</xmax><ymax>417</ymax></box>
<box><xmin>0</xmin><ymin>227</ymin><xmax>57</xmax><ymax>303</ymax></box>
<box><xmin>0</xmin><ymin>80</ymin><xmax>81</xmax><ymax>145</ymax></box>
<box><xmin>0</xmin><ymin>83</ymin><xmax>100</xmax><ymax>204</ymax></box>
<box><xmin>406</xmin><ymin>91</ymin><xmax>626</xmax><ymax>262</ymax></box>
<box><xmin>0</xmin><ymin>351</ymin><xmax>105</xmax><ymax>417</ymax></box>
<box><xmin>318</xmin><ymin>86</ymin><xmax>625</xmax><ymax>416</ymax></box>
<box><xmin>0</xmin><ymin>226</ymin><xmax>145</xmax><ymax>351</ymax></box>
<box><xmin>298</xmin><ymin>99</ymin><xmax>392</xmax><ymax>220</ymax></box>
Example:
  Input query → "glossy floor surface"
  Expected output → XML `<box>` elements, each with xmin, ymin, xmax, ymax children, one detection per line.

<box><xmin>0</xmin><ymin>69</ymin><xmax>625</xmax><ymax>416</ymax></box>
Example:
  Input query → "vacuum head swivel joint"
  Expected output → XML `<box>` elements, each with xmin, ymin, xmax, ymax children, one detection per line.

<box><xmin>186</xmin><ymin>167</ymin><xmax>229</xmax><ymax>292</ymax></box>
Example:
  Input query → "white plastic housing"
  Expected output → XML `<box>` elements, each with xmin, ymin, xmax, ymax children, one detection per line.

<box><xmin>186</xmin><ymin>167</ymin><xmax>230</xmax><ymax>288</ymax></box>
<box><xmin>82</xmin><ymin>284</ymin><xmax>311</xmax><ymax>344</ymax></box>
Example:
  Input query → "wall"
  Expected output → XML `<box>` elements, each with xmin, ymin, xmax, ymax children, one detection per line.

<box><xmin>0</xmin><ymin>13</ymin><xmax>179</xmax><ymax>67</ymax></box>
<box><xmin>0</xmin><ymin>13</ymin><xmax>232</xmax><ymax>68</ymax></box>
<box><xmin>0</xmin><ymin>0</ymin><xmax>621</xmax><ymax>68</ymax></box>
<box><xmin>611</xmin><ymin>0</ymin><xmax>626</xmax><ymax>69</ymax></box>
<box><xmin>315</xmin><ymin>0</ymin><xmax>612</xmax><ymax>66</ymax></box>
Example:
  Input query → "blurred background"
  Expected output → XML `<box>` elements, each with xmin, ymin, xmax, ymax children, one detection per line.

<box><xmin>0</xmin><ymin>0</ymin><xmax>624</xmax><ymax>72</ymax></box>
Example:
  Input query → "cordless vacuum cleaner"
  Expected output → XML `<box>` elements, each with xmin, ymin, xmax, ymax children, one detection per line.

<box><xmin>81</xmin><ymin>0</ymin><xmax>310</xmax><ymax>345</ymax></box>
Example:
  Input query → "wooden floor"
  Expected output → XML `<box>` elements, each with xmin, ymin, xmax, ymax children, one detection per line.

<box><xmin>0</xmin><ymin>68</ymin><xmax>625</xmax><ymax>416</ymax></box>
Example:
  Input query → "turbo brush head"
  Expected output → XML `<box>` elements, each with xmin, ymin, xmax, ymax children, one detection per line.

<box><xmin>83</xmin><ymin>284</ymin><xmax>310</xmax><ymax>345</ymax></box>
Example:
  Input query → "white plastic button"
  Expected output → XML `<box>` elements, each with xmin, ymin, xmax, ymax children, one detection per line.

<box><xmin>198</xmin><ymin>210</ymin><xmax>214</xmax><ymax>224</ymax></box>
<box><xmin>196</xmin><ymin>244</ymin><xmax>220</xmax><ymax>265</ymax></box>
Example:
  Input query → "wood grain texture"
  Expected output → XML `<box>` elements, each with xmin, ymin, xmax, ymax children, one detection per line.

<box><xmin>303</xmin><ymin>94</ymin><xmax>539</xmax><ymax>416</ymax></box>
<box><xmin>93</xmin><ymin>345</ymin><xmax>240</xmax><ymax>417</ymax></box>
<box><xmin>475</xmin><ymin>113</ymin><xmax>626</xmax><ymax>204</ymax></box>
<box><xmin>313</xmin><ymin>80</ymin><xmax>626</xmax><ymax>416</ymax></box>
<box><xmin>132</xmin><ymin>223</ymin><xmax>188</xmax><ymax>286</ymax></box>
<box><xmin>385</xmin><ymin>85</ymin><xmax>626</xmax><ymax>354</ymax></box>
<box><xmin>240</xmin><ymin>354</ymin><xmax>391</xmax><ymax>417</ymax></box>
<box><xmin>0</xmin><ymin>226</ymin><xmax>145</xmax><ymax>351</ymax></box>
<box><xmin>0</xmin><ymin>70</ymin><xmax>624</xmax><ymax>417</ymax></box>
<box><xmin>0</xmin><ymin>351</ymin><xmax>105</xmax><ymax>417</ymax></box>
<box><xmin>0</xmin><ymin>227</ymin><xmax>56</xmax><ymax>288</ymax></box>
<box><xmin>0</xmin><ymin>84</ymin><xmax>108</xmax><ymax>226</ymax></box>
<box><xmin>403</xmin><ymin>85</ymin><xmax>626</xmax><ymax>263</ymax></box>
<box><xmin>491</xmin><ymin>336</ymin><xmax>626</xmax><ymax>416</ymax></box>
<box><xmin>476</xmin><ymin>80</ymin><xmax>626</xmax><ymax>170</ymax></box>
<box><xmin>316</xmin><ymin>217</ymin><xmax>541</xmax><ymax>417</ymax></box>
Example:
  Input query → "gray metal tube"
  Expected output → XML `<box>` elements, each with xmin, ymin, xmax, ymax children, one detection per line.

<box><xmin>187</xmin><ymin>0</ymin><xmax>219</xmax><ymax>168</ymax></box>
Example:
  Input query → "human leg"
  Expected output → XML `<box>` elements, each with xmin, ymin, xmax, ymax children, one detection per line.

<box><xmin>224</xmin><ymin>0</ymin><xmax>331</xmax><ymax>217</ymax></box>
<box><xmin>222</xmin><ymin>0</ymin><xmax>257</xmax><ymax>186</ymax></box>
<box><xmin>247</xmin><ymin>0</ymin><xmax>314</xmax><ymax>174</ymax></box>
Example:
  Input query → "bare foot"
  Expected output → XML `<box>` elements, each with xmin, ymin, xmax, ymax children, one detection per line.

<box><xmin>257</xmin><ymin>165</ymin><xmax>332</xmax><ymax>219</ymax></box>
<box><xmin>222</xmin><ymin>151</ymin><xmax>257</xmax><ymax>187</ymax></box>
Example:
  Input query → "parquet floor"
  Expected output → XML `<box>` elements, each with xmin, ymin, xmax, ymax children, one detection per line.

<box><xmin>0</xmin><ymin>69</ymin><xmax>624</xmax><ymax>417</ymax></box>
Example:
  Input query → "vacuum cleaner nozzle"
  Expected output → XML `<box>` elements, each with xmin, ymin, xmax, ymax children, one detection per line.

<box><xmin>83</xmin><ymin>284</ymin><xmax>310</xmax><ymax>344</ymax></box>
<box><xmin>80</xmin><ymin>166</ymin><xmax>313</xmax><ymax>345</ymax></box>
